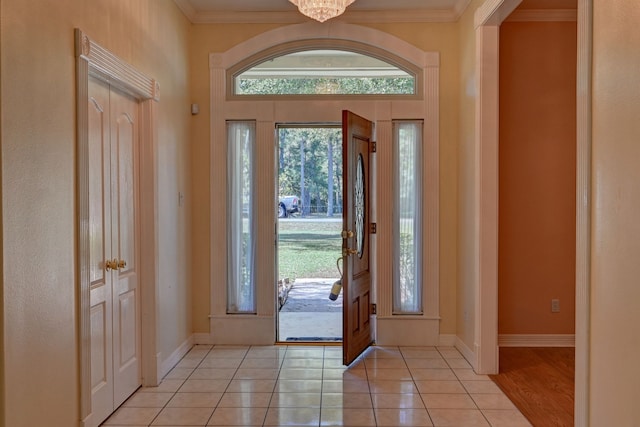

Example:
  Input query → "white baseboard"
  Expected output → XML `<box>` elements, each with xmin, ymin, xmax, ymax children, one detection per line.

<box><xmin>80</xmin><ymin>412</ymin><xmax>93</xmax><ymax>427</ymax></box>
<box><xmin>498</xmin><ymin>334</ymin><xmax>575</xmax><ymax>347</ymax></box>
<box><xmin>193</xmin><ymin>332</ymin><xmax>214</xmax><ymax>345</ymax></box>
<box><xmin>158</xmin><ymin>335</ymin><xmax>195</xmax><ymax>380</ymax></box>
<box><xmin>455</xmin><ymin>337</ymin><xmax>478</xmax><ymax>371</ymax></box>
<box><xmin>438</xmin><ymin>334</ymin><xmax>457</xmax><ymax>347</ymax></box>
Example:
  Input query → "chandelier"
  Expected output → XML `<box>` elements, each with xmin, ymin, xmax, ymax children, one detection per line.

<box><xmin>289</xmin><ymin>0</ymin><xmax>356</xmax><ymax>23</ymax></box>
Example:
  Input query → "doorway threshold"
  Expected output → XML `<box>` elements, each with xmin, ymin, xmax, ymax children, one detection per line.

<box><xmin>285</xmin><ymin>337</ymin><xmax>342</xmax><ymax>342</ymax></box>
<box><xmin>278</xmin><ymin>311</ymin><xmax>342</xmax><ymax>342</ymax></box>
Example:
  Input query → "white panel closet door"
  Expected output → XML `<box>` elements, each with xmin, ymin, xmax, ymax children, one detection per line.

<box><xmin>110</xmin><ymin>84</ymin><xmax>141</xmax><ymax>408</ymax></box>
<box><xmin>88</xmin><ymin>78</ymin><xmax>114</xmax><ymax>426</ymax></box>
<box><xmin>88</xmin><ymin>78</ymin><xmax>141</xmax><ymax>426</ymax></box>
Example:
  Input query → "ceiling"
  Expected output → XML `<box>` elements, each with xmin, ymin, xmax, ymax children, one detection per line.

<box><xmin>174</xmin><ymin>0</ymin><xmax>472</xmax><ymax>23</ymax></box>
<box><xmin>186</xmin><ymin>0</ymin><xmax>461</xmax><ymax>12</ymax></box>
<box><xmin>174</xmin><ymin>0</ymin><xmax>577</xmax><ymax>24</ymax></box>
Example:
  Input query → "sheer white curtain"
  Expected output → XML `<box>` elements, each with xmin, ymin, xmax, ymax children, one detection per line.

<box><xmin>227</xmin><ymin>121</ymin><xmax>257</xmax><ymax>313</ymax></box>
<box><xmin>393</xmin><ymin>121</ymin><xmax>423</xmax><ymax>314</ymax></box>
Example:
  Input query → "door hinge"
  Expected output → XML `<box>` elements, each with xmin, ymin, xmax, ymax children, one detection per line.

<box><xmin>370</xmin><ymin>223</ymin><xmax>377</xmax><ymax>234</ymax></box>
<box><xmin>370</xmin><ymin>141</ymin><xmax>377</xmax><ymax>153</ymax></box>
<box><xmin>370</xmin><ymin>303</ymin><xmax>377</xmax><ymax>315</ymax></box>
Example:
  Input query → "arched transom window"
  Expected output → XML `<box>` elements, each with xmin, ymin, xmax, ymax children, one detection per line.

<box><xmin>227</xmin><ymin>40</ymin><xmax>422</xmax><ymax>99</ymax></box>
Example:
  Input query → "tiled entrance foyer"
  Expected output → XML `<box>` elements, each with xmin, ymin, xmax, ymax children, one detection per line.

<box><xmin>102</xmin><ymin>345</ymin><xmax>531</xmax><ymax>426</ymax></box>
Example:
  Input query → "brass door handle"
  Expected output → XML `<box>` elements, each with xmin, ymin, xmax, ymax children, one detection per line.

<box><xmin>342</xmin><ymin>248</ymin><xmax>358</xmax><ymax>257</ymax></box>
<box><xmin>341</xmin><ymin>230</ymin><xmax>354</xmax><ymax>239</ymax></box>
<box><xmin>105</xmin><ymin>258</ymin><xmax>126</xmax><ymax>271</ymax></box>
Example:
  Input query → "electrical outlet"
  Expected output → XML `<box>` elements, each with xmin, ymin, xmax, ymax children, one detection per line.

<box><xmin>551</xmin><ymin>299</ymin><xmax>560</xmax><ymax>313</ymax></box>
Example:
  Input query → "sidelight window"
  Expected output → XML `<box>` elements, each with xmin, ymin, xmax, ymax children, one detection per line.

<box><xmin>393</xmin><ymin>121</ymin><xmax>423</xmax><ymax>314</ymax></box>
<box><xmin>227</xmin><ymin>121</ymin><xmax>257</xmax><ymax>314</ymax></box>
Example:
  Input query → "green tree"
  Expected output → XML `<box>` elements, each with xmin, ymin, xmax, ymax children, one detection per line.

<box><xmin>238</xmin><ymin>77</ymin><xmax>414</xmax><ymax>95</ymax></box>
<box><xmin>278</xmin><ymin>127</ymin><xmax>342</xmax><ymax>215</ymax></box>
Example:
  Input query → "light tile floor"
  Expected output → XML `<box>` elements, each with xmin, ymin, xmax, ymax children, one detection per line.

<box><xmin>102</xmin><ymin>345</ymin><xmax>532</xmax><ymax>427</ymax></box>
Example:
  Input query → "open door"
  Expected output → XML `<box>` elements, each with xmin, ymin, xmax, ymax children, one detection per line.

<box><xmin>342</xmin><ymin>110</ymin><xmax>374</xmax><ymax>365</ymax></box>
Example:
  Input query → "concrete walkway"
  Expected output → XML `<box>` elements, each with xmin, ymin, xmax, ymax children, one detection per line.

<box><xmin>278</xmin><ymin>278</ymin><xmax>342</xmax><ymax>341</ymax></box>
<box><xmin>279</xmin><ymin>278</ymin><xmax>342</xmax><ymax>312</ymax></box>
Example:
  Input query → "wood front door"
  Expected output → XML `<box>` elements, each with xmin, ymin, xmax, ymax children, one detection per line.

<box><xmin>88</xmin><ymin>78</ymin><xmax>141</xmax><ymax>426</ymax></box>
<box><xmin>342</xmin><ymin>110</ymin><xmax>374</xmax><ymax>365</ymax></box>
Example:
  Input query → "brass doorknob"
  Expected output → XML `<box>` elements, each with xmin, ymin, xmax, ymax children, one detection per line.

<box><xmin>105</xmin><ymin>259</ymin><xmax>117</xmax><ymax>271</ymax></box>
<box><xmin>342</xmin><ymin>248</ymin><xmax>358</xmax><ymax>257</ymax></box>
<box><xmin>341</xmin><ymin>230</ymin><xmax>354</xmax><ymax>239</ymax></box>
<box><xmin>118</xmin><ymin>259</ymin><xmax>127</xmax><ymax>270</ymax></box>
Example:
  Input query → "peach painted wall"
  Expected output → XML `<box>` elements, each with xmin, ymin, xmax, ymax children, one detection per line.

<box><xmin>590</xmin><ymin>0</ymin><xmax>640</xmax><ymax>423</ymax></box>
<box><xmin>498</xmin><ymin>21</ymin><xmax>577</xmax><ymax>335</ymax></box>
<box><xmin>1</xmin><ymin>1</ymin><xmax>191</xmax><ymax>425</ymax></box>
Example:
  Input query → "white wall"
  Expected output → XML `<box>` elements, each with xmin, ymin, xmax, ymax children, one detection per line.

<box><xmin>590</xmin><ymin>0</ymin><xmax>640</xmax><ymax>424</ymax></box>
<box><xmin>0</xmin><ymin>1</ymin><xmax>192</xmax><ymax>425</ymax></box>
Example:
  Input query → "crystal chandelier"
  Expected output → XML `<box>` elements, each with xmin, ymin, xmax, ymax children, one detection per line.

<box><xmin>289</xmin><ymin>0</ymin><xmax>356</xmax><ymax>23</ymax></box>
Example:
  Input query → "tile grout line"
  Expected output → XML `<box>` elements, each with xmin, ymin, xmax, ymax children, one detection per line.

<box><xmin>145</xmin><ymin>343</ymin><xmax>215</xmax><ymax>427</ymax></box>
<box><xmin>361</xmin><ymin>347</ymin><xmax>377</xmax><ymax>427</ymax></box>
<box><xmin>257</xmin><ymin>344</ymin><xmax>283</xmax><ymax>426</ymax></box>
<box><xmin>319</xmin><ymin>346</ymin><xmax>326</xmax><ymax>427</ymax></box>
<box><xmin>402</xmin><ymin>346</ymin><xmax>436</xmax><ymax>427</ymax></box>
<box><xmin>437</xmin><ymin>346</ymin><xmax>491</xmax><ymax>427</ymax></box>
<box><xmin>203</xmin><ymin>344</ymin><xmax>251</xmax><ymax>427</ymax></box>
<box><xmin>106</xmin><ymin>344</ymin><xmax>527</xmax><ymax>427</ymax></box>
<box><xmin>259</xmin><ymin>344</ymin><xmax>281</xmax><ymax>427</ymax></box>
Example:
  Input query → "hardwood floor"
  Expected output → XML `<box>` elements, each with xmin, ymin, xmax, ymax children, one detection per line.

<box><xmin>489</xmin><ymin>347</ymin><xmax>575</xmax><ymax>427</ymax></box>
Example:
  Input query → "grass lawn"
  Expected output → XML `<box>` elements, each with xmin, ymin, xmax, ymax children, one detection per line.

<box><xmin>278</xmin><ymin>218</ymin><xmax>342</xmax><ymax>279</ymax></box>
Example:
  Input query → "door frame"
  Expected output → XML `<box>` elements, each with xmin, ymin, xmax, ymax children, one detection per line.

<box><xmin>207</xmin><ymin>22</ymin><xmax>440</xmax><ymax>346</ymax></box>
<box><xmin>75</xmin><ymin>29</ymin><xmax>160</xmax><ymax>426</ymax></box>
<box><xmin>473</xmin><ymin>0</ymin><xmax>591</xmax><ymax>423</ymax></box>
<box><xmin>274</xmin><ymin>123</ymin><xmax>343</xmax><ymax>343</ymax></box>
<box><xmin>472</xmin><ymin>0</ymin><xmax>522</xmax><ymax>378</ymax></box>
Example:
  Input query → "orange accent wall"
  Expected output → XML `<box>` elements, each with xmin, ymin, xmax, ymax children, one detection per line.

<box><xmin>498</xmin><ymin>21</ymin><xmax>577</xmax><ymax>335</ymax></box>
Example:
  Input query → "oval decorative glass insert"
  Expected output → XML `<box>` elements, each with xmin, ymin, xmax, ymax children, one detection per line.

<box><xmin>355</xmin><ymin>153</ymin><xmax>365</xmax><ymax>258</ymax></box>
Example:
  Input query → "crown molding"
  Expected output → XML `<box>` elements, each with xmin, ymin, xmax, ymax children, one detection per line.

<box><xmin>174</xmin><ymin>0</ymin><xmax>472</xmax><ymax>24</ymax></box>
<box><xmin>173</xmin><ymin>0</ymin><xmax>198</xmax><ymax>23</ymax></box>
<box><xmin>454</xmin><ymin>0</ymin><xmax>473</xmax><ymax>19</ymax></box>
<box><xmin>343</xmin><ymin>8</ymin><xmax>461</xmax><ymax>23</ymax></box>
<box><xmin>189</xmin><ymin>10</ymin><xmax>306</xmax><ymax>24</ymax></box>
<box><xmin>505</xmin><ymin>9</ymin><xmax>577</xmax><ymax>22</ymax></box>
<box><xmin>475</xmin><ymin>0</ymin><xmax>521</xmax><ymax>27</ymax></box>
